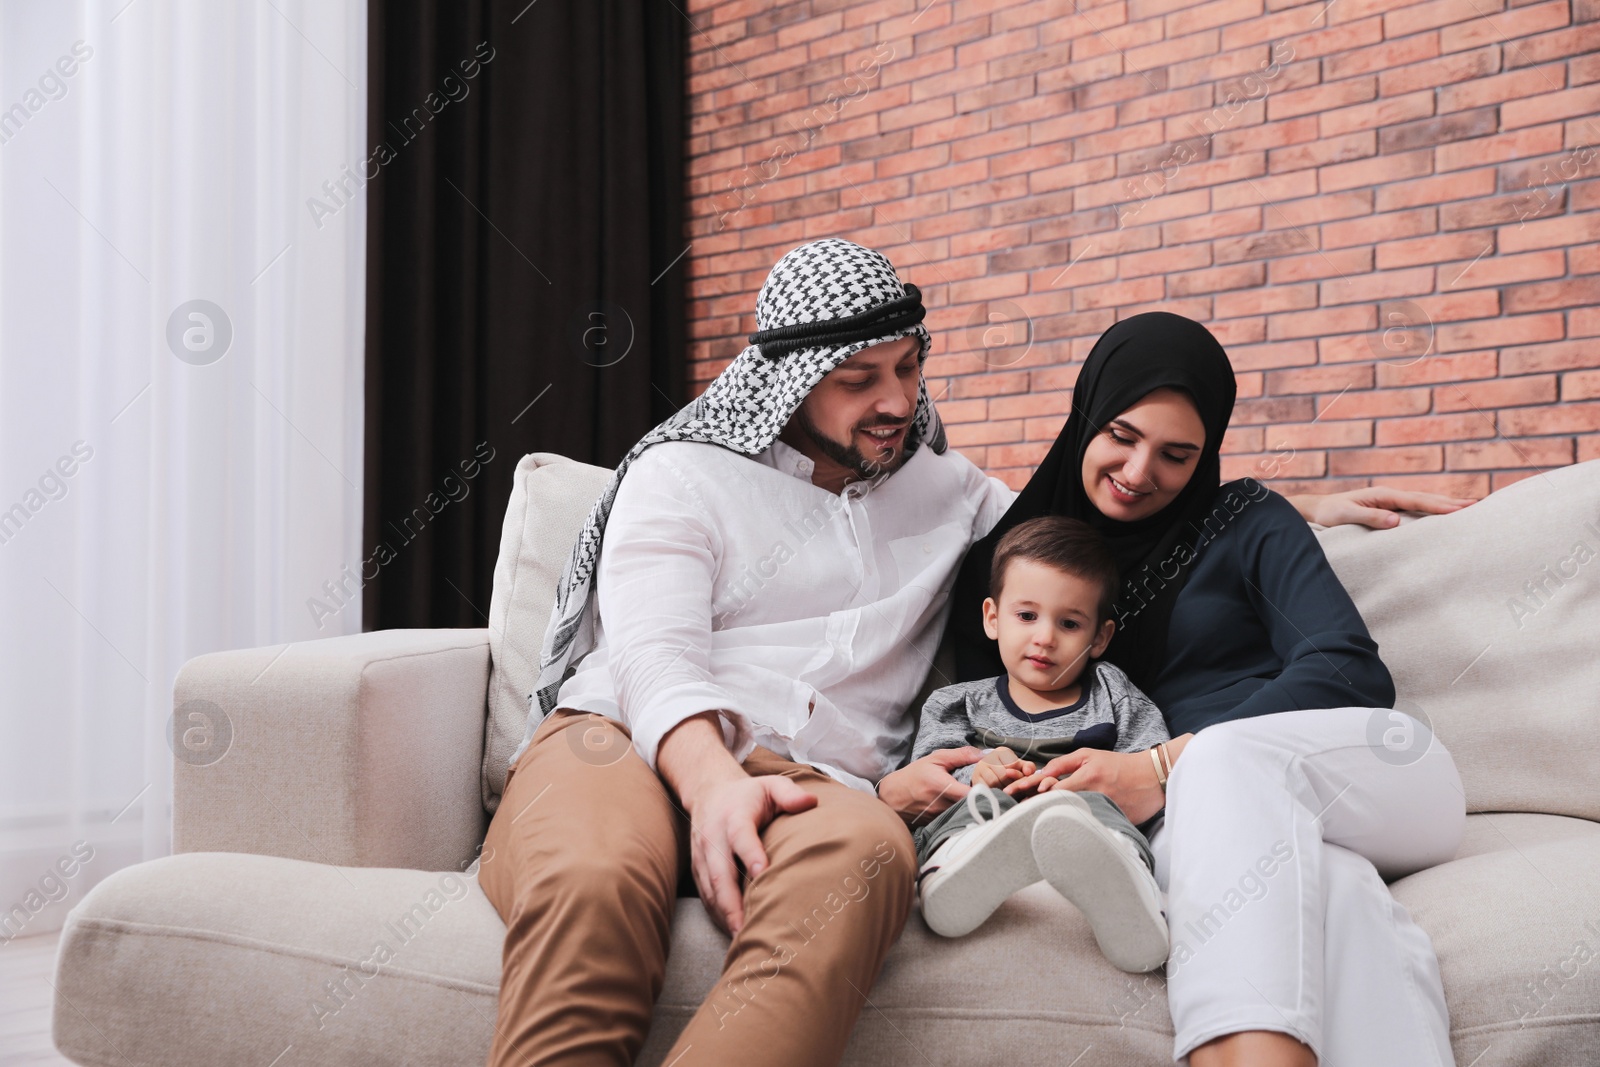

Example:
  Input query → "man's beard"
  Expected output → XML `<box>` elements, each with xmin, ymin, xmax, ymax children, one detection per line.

<box><xmin>793</xmin><ymin>404</ymin><xmax>914</xmax><ymax>482</ymax></box>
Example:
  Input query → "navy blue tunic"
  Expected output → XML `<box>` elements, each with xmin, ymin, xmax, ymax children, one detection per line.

<box><xmin>1143</xmin><ymin>484</ymin><xmax>1396</xmax><ymax>737</ymax></box>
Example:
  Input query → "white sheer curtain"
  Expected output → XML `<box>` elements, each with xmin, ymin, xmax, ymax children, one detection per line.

<box><xmin>0</xmin><ymin>0</ymin><xmax>366</xmax><ymax>937</ymax></box>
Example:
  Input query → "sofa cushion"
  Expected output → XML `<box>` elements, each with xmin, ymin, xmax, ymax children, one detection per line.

<box><xmin>482</xmin><ymin>453</ymin><xmax>612</xmax><ymax>811</ymax></box>
<box><xmin>1314</xmin><ymin>458</ymin><xmax>1600</xmax><ymax>820</ymax></box>
<box><xmin>56</xmin><ymin>815</ymin><xmax>1600</xmax><ymax>1066</ymax></box>
<box><xmin>54</xmin><ymin>853</ymin><xmax>503</xmax><ymax>1067</ymax></box>
<box><xmin>1391</xmin><ymin>813</ymin><xmax>1600</xmax><ymax>1064</ymax></box>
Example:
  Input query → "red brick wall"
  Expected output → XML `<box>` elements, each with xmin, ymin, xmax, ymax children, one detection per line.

<box><xmin>683</xmin><ymin>0</ymin><xmax>1600</xmax><ymax>495</ymax></box>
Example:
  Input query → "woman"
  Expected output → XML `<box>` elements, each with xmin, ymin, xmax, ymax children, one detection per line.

<box><xmin>879</xmin><ymin>312</ymin><xmax>1468</xmax><ymax>1067</ymax></box>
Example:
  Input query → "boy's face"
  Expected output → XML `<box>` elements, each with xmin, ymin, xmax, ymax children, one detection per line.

<box><xmin>779</xmin><ymin>335</ymin><xmax>921</xmax><ymax>484</ymax></box>
<box><xmin>982</xmin><ymin>558</ymin><xmax>1115</xmax><ymax>697</ymax></box>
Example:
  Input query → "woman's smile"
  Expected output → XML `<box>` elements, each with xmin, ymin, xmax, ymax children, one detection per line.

<box><xmin>1105</xmin><ymin>474</ymin><xmax>1151</xmax><ymax>504</ymax></box>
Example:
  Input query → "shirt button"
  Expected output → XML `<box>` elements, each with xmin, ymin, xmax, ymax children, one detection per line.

<box><xmin>922</xmin><ymin>544</ymin><xmax>931</xmax><ymax>554</ymax></box>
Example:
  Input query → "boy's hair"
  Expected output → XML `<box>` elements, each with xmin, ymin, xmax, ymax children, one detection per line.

<box><xmin>989</xmin><ymin>516</ymin><xmax>1120</xmax><ymax>623</ymax></box>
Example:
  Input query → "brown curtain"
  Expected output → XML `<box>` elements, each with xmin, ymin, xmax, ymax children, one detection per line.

<box><xmin>362</xmin><ymin>0</ymin><xmax>686</xmax><ymax>630</ymax></box>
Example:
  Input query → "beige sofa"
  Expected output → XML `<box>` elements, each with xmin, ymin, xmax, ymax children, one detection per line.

<box><xmin>53</xmin><ymin>453</ymin><xmax>1600</xmax><ymax>1066</ymax></box>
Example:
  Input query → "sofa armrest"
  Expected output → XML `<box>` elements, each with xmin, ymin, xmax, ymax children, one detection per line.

<box><xmin>172</xmin><ymin>628</ymin><xmax>491</xmax><ymax>872</ymax></box>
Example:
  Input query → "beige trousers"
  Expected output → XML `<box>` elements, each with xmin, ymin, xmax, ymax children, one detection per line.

<box><xmin>478</xmin><ymin>707</ymin><xmax>916</xmax><ymax>1067</ymax></box>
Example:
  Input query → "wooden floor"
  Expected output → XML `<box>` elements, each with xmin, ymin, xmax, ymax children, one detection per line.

<box><xmin>0</xmin><ymin>930</ymin><xmax>75</xmax><ymax>1065</ymax></box>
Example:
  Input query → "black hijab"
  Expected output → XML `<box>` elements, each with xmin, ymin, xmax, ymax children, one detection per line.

<box><xmin>948</xmin><ymin>312</ymin><xmax>1237</xmax><ymax>691</ymax></box>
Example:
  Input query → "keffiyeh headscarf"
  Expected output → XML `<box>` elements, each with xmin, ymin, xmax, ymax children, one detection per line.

<box><xmin>513</xmin><ymin>238</ymin><xmax>947</xmax><ymax>765</ymax></box>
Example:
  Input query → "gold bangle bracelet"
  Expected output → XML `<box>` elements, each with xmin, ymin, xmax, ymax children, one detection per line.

<box><xmin>1158</xmin><ymin>742</ymin><xmax>1173</xmax><ymax>778</ymax></box>
<box><xmin>1148</xmin><ymin>746</ymin><xmax>1168</xmax><ymax>790</ymax></box>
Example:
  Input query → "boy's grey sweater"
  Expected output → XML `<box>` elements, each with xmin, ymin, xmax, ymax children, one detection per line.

<box><xmin>911</xmin><ymin>660</ymin><xmax>1171</xmax><ymax>786</ymax></box>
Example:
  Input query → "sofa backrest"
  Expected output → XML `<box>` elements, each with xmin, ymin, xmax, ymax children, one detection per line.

<box><xmin>482</xmin><ymin>453</ymin><xmax>612</xmax><ymax>811</ymax></box>
<box><xmin>483</xmin><ymin>452</ymin><xmax>1600</xmax><ymax>821</ymax></box>
<box><xmin>1315</xmin><ymin>458</ymin><xmax>1600</xmax><ymax>822</ymax></box>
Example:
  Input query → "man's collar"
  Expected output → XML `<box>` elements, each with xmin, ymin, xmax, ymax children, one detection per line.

<box><xmin>764</xmin><ymin>437</ymin><xmax>817</xmax><ymax>482</ymax></box>
<box><xmin>762</xmin><ymin>435</ymin><xmax>913</xmax><ymax>495</ymax></box>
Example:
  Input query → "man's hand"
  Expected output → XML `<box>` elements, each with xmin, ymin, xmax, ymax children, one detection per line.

<box><xmin>656</xmin><ymin>712</ymin><xmax>816</xmax><ymax>937</ymax></box>
<box><xmin>1287</xmin><ymin>486</ymin><xmax>1476</xmax><ymax>530</ymax></box>
<box><xmin>876</xmin><ymin>746</ymin><xmax>984</xmax><ymax>827</ymax></box>
<box><xmin>687</xmin><ymin>774</ymin><xmax>817</xmax><ymax>937</ymax></box>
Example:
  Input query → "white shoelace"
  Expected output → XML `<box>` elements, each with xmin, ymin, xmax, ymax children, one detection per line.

<box><xmin>918</xmin><ymin>782</ymin><xmax>1005</xmax><ymax>887</ymax></box>
<box><xmin>964</xmin><ymin>780</ymin><xmax>1004</xmax><ymax>825</ymax></box>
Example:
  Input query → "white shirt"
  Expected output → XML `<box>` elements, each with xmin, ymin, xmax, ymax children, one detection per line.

<box><xmin>551</xmin><ymin>435</ymin><xmax>1018</xmax><ymax>792</ymax></box>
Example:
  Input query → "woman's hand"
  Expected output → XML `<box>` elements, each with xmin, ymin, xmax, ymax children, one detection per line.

<box><xmin>876</xmin><ymin>746</ymin><xmax>983</xmax><ymax>827</ymax></box>
<box><xmin>1007</xmin><ymin>748</ymin><xmax>1168</xmax><ymax>825</ymax></box>
<box><xmin>1287</xmin><ymin>486</ymin><xmax>1476</xmax><ymax>530</ymax></box>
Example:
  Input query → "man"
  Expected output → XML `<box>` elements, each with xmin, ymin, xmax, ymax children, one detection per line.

<box><xmin>476</xmin><ymin>238</ymin><xmax>1467</xmax><ymax>1067</ymax></box>
<box><xmin>478</xmin><ymin>238</ymin><xmax>1007</xmax><ymax>1067</ymax></box>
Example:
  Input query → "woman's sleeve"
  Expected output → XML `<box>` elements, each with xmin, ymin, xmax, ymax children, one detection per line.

<box><xmin>1227</xmin><ymin>494</ymin><xmax>1397</xmax><ymax>719</ymax></box>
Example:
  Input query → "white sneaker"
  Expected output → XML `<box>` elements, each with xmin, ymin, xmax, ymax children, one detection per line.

<box><xmin>917</xmin><ymin>785</ymin><xmax>1090</xmax><ymax>938</ymax></box>
<box><xmin>1031</xmin><ymin>804</ymin><xmax>1169</xmax><ymax>973</ymax></box>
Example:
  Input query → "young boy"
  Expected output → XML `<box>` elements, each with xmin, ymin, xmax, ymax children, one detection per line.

<box><xmin>910</xmin><ymin>515</ymin><xmax>1171</xmax><ymax>973</ymax></box>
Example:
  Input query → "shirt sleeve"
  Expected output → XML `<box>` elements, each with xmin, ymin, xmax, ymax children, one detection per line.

<box><xmin>595</xmin><ymin>447</ymin><xmax>754</xmax><ymax>772</ymax></box>
<box><xmin>975</xmin><ymin>474</ymin><xmax>1018</xmax><ymax>540</ymax></box>
<box><xmin>953</xmin><ymin>446</ymin><xmax>1018</xmax><ymax>540</ymax></box>
<box><xmin>1100</xmin><ymin>662</ymin><xmax>1171</xmax><ymax>751</ymax></box>
<box><xmin>910</xmin><ymin>684</ymin><xmax>980</xmax><ymax>785</ymax></box>
<box><xmin>911</xmin><ymin>685</ymin><xmax>978</xmax><ymax>761</ymax></box>
<box><xmin>1221</xmin><ymin>493</ymin><xmax>1397</xmax><ymax>723</ymax></box>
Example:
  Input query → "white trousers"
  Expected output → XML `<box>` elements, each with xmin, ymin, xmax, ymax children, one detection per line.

<box><xmin>1148</xmin><ymin>707</ymin><xmax>1466</xmax><ymax>1065</ymax></box>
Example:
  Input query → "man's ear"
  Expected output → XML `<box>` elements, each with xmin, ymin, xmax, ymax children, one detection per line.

<box><xmin>982</xmin><ymin>597</ymin><xmax>999</xmax><ymax>640</ymax></box>
<box><xmin>1090</xmin><ymin>617</ymin><xmax>1115</xmax><ymax>658</ymax></box>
